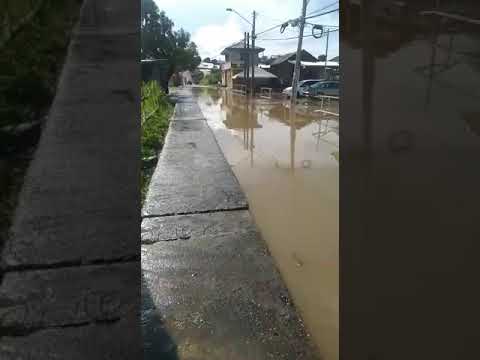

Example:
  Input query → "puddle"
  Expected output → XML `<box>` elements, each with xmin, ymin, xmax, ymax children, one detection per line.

<box><xmin>193</xmin><ymin>87</ymin><xmax>339</xmax><ymax>360</ymax></box>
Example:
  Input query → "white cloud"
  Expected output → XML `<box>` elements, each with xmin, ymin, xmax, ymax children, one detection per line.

<box><xmin>155</xmin><ymin>0</ymin><xmax>339</xmax><ymax>60</ymax></box>
<box><xmin>192</xmin><ymin>16</ymin><xmax>245</xmax><ymax>59</ymax></box>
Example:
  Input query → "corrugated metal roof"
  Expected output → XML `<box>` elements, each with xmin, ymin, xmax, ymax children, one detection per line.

<box><xmin>198</xmin><ymin>62</ymin><xmax>220</xmax><ymax>70</ymax></box>
<box><xmin>269</xmin><ymin>50</ymin><xmax>317</xmax><ymax>66</ymax></box>
<box><xmin>270</xmin><ymin>51</ymin><xmax>296</xmax><ymax>66</ymax></box>
<box><xmin>221</xmin><ymin>40</ymin><xmax>265</xmax><ymax>55</ymax></box>
<box><xmin>232</xmin><ymin>67</ymin><xmax>279</xmax><ymax>79</ymax></box>
<box><xmin>287</xmin><ymin>60</ymin><xmax>339</xmax><ymax>67</ymax></box>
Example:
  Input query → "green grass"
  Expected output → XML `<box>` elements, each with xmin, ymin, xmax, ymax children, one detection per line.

<box><xmin>141</xmin><ymin>81</ymin><xmax>173</xmax><ymax>203</ymax></box>
<box><xmin>1</xmin><ymin>1</ymin><xmax>81</xmax><ymax>239</ymax></box>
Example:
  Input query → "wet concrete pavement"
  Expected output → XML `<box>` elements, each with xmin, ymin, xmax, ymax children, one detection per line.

<box><xmin>142</xmin><ymin>87</ymin><xmax>320</xmax><ymax>359</ymax></box>
<box><xmin>0</xmin><ymin>0</ymin><xmax>141</xmax><ymax>358</ymax></box>
<box><xmin>195</xmin><ymin>88</ymin><xmax>339</xmax><ymax>360</ymax></box>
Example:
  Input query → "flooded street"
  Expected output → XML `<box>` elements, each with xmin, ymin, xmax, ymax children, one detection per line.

<box><xmin>194</xmin><ymin>87</ymin><xmax>339</xmax><ymax>359</ymax></box>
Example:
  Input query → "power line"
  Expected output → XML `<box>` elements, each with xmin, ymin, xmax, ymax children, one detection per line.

<box><xmin>255</xmin><ymin>7</ymin><xmax>338</xmax><ymax>38</ymax></box>
<box><xmin>255</xmin><ymin>23</ymin><xmax>285</xmax><ymax>37</ymax></box>
<box><xmin>256</xmin><ymin>28</ymin><xmax>339</xmax><ymax>41</ymax></box>
<box><xmin>305</xmin><ymin>22</ymin><xmax>338</xmax><ymax>27</ymax></box>
<box><xmin>307</xmin><ymin>1</ymin><xmax>339</xmax><ymax>16</ymax></box>
<box><xmin>305</xmin><ymin>8</ymin><xmax>338</xmax><ymax>20</ymax></box>
<box><xmin>255</xmin><ymin>12</ymin><xmax>286</xmax><ymax>24</ymax></box>
<box><xmin>256</xmin><ymin>34</ymin><xmax>316</xmax><ymax>41</ymax></box>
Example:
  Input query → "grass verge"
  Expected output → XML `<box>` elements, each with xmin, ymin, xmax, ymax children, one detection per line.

<box><xmin>141</xmin><ymin>81</ymin><xmax>173</xmax><ymax>204</ymax></box>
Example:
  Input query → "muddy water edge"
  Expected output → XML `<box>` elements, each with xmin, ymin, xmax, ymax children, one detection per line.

<box><xmin>194</xmin><ymin>87</ymin><xmax>339</xmax><ymax>360</ymax></box>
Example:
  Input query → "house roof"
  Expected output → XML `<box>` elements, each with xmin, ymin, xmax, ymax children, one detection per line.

<box><xmin>198</xmin><ymin>62</ymin><xmax>219</xmax><ymax>70</ymax></box>
<box><xmin>232</xmin><ymin>67</ymin><xmax>279</xmax><ymax>79</ymax></box>
<box><xmin>287</xmin><ymin>60</ymin><xmax>339</xmax><ymax>67</ymax></box>
<box><xmin>221</xmin><ymin>40</ymin><xmax>265</xmax><ymax>55</ymax></box>
<box><xmin>270</xmin><ymin>51</ymin><xmax>296</xmax><ymax>66</ymax></box>
<box><xmin>270</xmin><ymin>49</ymin><xmax>316</xmax><ymax>66</ymax></box>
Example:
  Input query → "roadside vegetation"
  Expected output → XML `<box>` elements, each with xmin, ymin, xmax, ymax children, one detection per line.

<box><xmin>0</xmin><ymin>0</ymin><xmax>81</xmax><ymax>239</ymax></box>
<box><xmin>200</xmin><ymin>68</ymin><xmax>221</xmax><ymax>86</ymax></box>
<box><xmin>141</xmin><ymin>81</ymin><xmax>173</xmax><ymax>203</ymax></box>
<box><xmin>141</xmin><ymin>0</ymin><xmax>201</xmax><ymax>92</ymax></box>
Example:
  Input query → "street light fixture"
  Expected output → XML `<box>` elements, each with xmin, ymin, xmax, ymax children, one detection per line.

<box><xmin>226</xmin><ymin>8</ymin><xmax>253</xmax><ymax>26</ymax></box>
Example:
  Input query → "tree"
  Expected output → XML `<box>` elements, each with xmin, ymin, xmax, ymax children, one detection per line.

<box><xmin>141</xmin><ymin>0</ymin><xmax>201</xmax><ymax>92</ymax></box>
<box><xmin>191</xmin><ymin>70</ymin><xmax>204</xmax><ymax>84</ymax></box>
<box><xmin>318</xmin><ymin>54</ymin><xmax>327</xmax><ymax>61</ymax></box>
<box><xmin>203</xmin><ymin>57</ymin><xmax>211</xmax><ymax>63</ymax></box>
<box><xmin>201</xmin><ymin>69</ymin><xmax>221</xmax><ymax>86</ymax></box>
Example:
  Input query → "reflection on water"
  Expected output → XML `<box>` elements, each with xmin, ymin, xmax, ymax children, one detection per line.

<box><xmin>195</xmin><ymin>87</ymin><xmax>339</xmax><ymax>360</ymax></box>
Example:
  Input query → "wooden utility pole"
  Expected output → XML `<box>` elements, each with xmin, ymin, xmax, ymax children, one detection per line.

<box><xmin>290</xmin><ymin>0</ymin><xmax>308</xmax><ymax>106</ymax></box>
<box><xmin>246</xmin><ymin>33</ymin><xmax>250</xmax><ymax>89</ymax></box>
<box><xmin>324</xmin><ymin>29</ymin><xmax>330</xmax><ymax>79</ymax></box>
<box><xmin>251</xmin><ymin>11</ymin><xmax>256</xmax><ymax>96</ymax></box>
<box><xmin>243</xmin><ymin>32</ymin><xmax>248</xmax><ymax>91</ymax></box>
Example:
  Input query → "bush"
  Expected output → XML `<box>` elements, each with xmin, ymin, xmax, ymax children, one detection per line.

<box><xmin>1</xmin><ymin>0</ymin><xmax>81</xmax><ymax>238</ymax></box>
<box><xmin>141</xmin><ymin>81</ymin><xmax>173</xmax><ymax>201</ymax></box>
<box><xmin>200</xmin><ymin>68</ymin><xmax>221</xmax><ymax>85</ymax></box>
<box><xmin>191</xmin><ymin>69</ymin><xmax>204</xmax><ymax>84</ymax></box>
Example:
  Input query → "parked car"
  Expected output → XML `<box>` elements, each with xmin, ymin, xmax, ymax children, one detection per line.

<box><xmin>303</xmin><ymin>80</ymin><xmax>339</xmax><ymax>97</ymax></box>
<box><xmin>282</xmin><ymin>79</ymin><xmax>324</xmax><ymax>98</ymax></box>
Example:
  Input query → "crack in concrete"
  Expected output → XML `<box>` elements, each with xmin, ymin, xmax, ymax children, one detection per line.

<box><xmin>141</xmin><ymin>205</ymin><xmax>249</xmax><ymax>220</ymax></box>
<box><xmin>0</xmin><ymin>317</ymin><xmax>121</xmax><ymax>338</ymax></box>
<box><xmin>141</xmin><ymin>237</ymin><xmax>178</xmax><ymax>245</ymax></box>
<box><xmin>1</xmin><ymin>255</ymin><xmax>140</xmax><ymax>274</ymax></box>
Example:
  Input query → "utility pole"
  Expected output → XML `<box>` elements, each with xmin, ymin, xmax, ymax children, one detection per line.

<box><xmin>324</xmin><ymin>29</ymin><xmax>330</xmax><ymax>79</ymax></box>
<box><xmin>246</xmin><ymin>33</ymin><xmax>250</xmax><ymax>90</ymax></box>
<box><xmin>251</xmin><ymin>11</ymin><xmax>256</xmax><ymax>97</ymax></box>
<box><xmin>290</xmin><ymin>0</ymin><xmax>308</xmax><ymax>106</ymax></box>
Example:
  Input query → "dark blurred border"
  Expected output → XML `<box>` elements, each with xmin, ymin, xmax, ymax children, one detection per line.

<box><xmin>0</xmin><ymin>1</ymin><xmax>141</xmax><ymax>358</ymax></box>
<box><xmin>341</xmin><ymin>0</ymin><xmax>480</xmax><ymax>358</ymax></box>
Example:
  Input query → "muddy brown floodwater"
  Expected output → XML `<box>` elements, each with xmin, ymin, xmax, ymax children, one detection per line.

<box><xmin>193</xmin><ymin>87</ymin><xmax>339</xmax><ymax>360</ymax></box>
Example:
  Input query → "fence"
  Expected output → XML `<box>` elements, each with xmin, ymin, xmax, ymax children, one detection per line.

<box><xmin>260</xmin><ymin>87</ymin><xmax>273</xmax><ymax>99</ymax></box>
<box><xmin>232</xmin><ymin>84</ymin><xmax>247</xmax><ymax>96</ymax></box>
<box><xmin>314</xmin><ymin>95</ymin><xmax>339</xmax><ymax>117</ymax></box>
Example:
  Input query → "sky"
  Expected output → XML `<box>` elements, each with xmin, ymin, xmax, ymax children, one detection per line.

<box><xmin>154</xmin><ymin>0</ymin><xmax>339</xmax><ymax>61</ymax></box>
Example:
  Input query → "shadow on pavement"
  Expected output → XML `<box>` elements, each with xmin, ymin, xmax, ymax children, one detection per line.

<box><xmin>141</xmin><ymin>272</ymin><xmax>179</xmax><ymax>360</ymax></box>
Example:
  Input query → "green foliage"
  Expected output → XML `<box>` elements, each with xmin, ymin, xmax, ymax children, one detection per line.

<box><xmin>1</xmin><ymin>0</ymin><xmax>80</xmax><ymax>129</ymax></box>
<box><xmin>141</xmin><ymin>81</ymin><xmax>173</xmax><ymax>201</ymax></box>
<box><xmin>141</xmin><ymin>0</ymin><xmax>201</xmax><ymax>75</ymax></box>
<box><xmin>191</xmin><ymin>70</ymin><xmax>204</xmax><ymax>84</ymax></box>
<box><xmin>200</xmin><ymin>69</ymin><xmax>221</xmax><ymax>86</ymax></box>
<box><xmin>1</xmin><ymin>0</ymin><xmax>81</xmax><ymax>237</ymax></box>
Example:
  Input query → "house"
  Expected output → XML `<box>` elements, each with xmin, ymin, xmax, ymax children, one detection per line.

<box><xmin>290</xmin><ymin>60</ymin><xmax>339</xmax><ymax>80</ymax></box>
<box><xmin>268</xmin><ymin>50</ymin><xmax>340</xmax><ymax>86</ymax></box>
<box><xmin>232</xmin><ymin>66</ymin><xmax>281</xmax><ymax>90</ymax></box>
<box><xmin>197</xmin><ymin>62</ymin><xmax>220</xmax><ymax>76</ymax></box>
<box><xmin>268</xmin><ymin>50</ymin><xmax>318</xmax><ymax>86</ymax></box>
<box><xmin>220</xmin><ymin>41</ymin><xmax>265</xmax><ymax>88</ymax></box>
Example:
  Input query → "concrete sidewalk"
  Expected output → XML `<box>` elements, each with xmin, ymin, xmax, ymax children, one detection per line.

<box><xmin>0</xmin><ymin>1</ymin><xmax>140</xmax><ymax>358</ymax></box>
<box><xmin>142</xmin><ymin>88</ymin><xmax>320</xmax><ymax>359</ymax></box>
